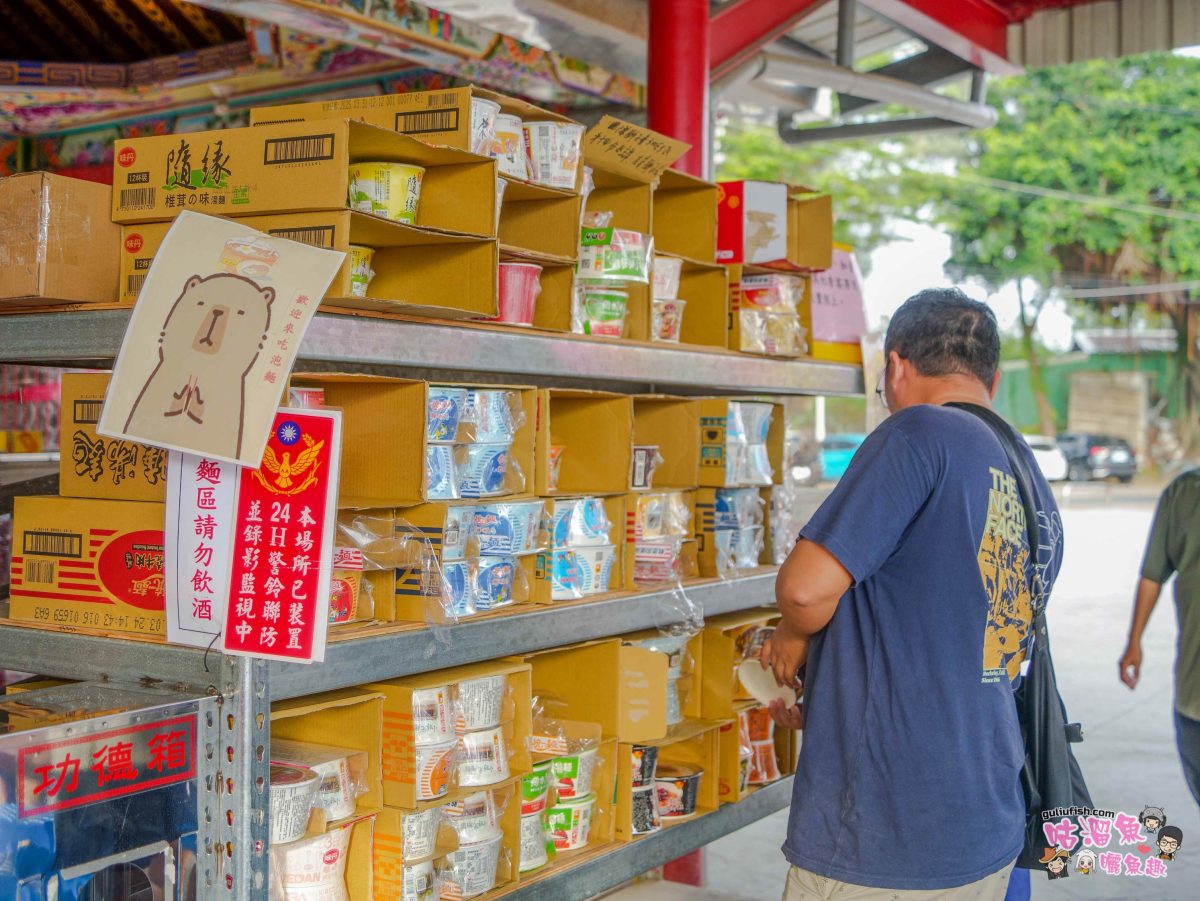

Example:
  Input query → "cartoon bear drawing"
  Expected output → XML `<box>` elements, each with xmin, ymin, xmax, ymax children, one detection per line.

<box><xmin>124</xmin><ymin>273</ymin><xmax>274</xmax><ymax>460</ymax></box>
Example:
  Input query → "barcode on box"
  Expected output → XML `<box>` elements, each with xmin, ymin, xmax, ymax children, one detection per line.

<box><xmin>268</xmin><ymin>225</ymin><xmax>336</xmax><ymax>249</ymax></box>
<box><xmin>24</xmin><ymin>560</ymin><xmax>56</xmax><ymax>584</ymax></box>
<box><xmin>120</xmin><ymin>187</ymin><xmax>156</xmax><ymax>210</ymax></box>
<box><xmin>396</xmin><ymin>109</ymin><xmax>459</xmax><ymax>135</ymax></box>
<box><xmin>263</xmin><ymin>134</ymin><xmax>336</xmax><ymax>165</ymax></box>
<box><xmin>23</xmin><ymin>560</ymin><xmax>56</xmax><ymax>584</ymax></box>
<box><xmin>126</xmin><ymin>273</ymin><xmax>146</xmax><ymax>297</ymax></box>
<box><xmin>73</xmin><ymin>399</ymin><xmax>103</xmax><ymax>425</ymax></box>
<box><xmin>428</xmin><ymin>92</ymin><xmax>458</xmax><ymax>108</ymax></box>
<box><xmin>23</xmin><ymin>531</ymin><xmax>83</xmax><ymax>559</ymax></box>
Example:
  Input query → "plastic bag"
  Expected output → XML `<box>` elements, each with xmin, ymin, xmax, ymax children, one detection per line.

<box><xmin>456</xmin><ymin>443</ymin><xmax>527</xmax><ymax>499</ymax></box>
<box><xmin>577</xmin><ymin>226</ymin><xmax>654</xmax><ymax>283</ymax></box>
<box><xmin>471</xmin><ymin>501</ymin><xmax>547</xmax><ymax>556</ymax></box>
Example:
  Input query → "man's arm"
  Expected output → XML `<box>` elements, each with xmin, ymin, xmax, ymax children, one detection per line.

<box><xmin>764</xmin><ymin>538</ymin><xmax>853</xmax><ymax>688</ymax></box>
<box><xmin>1119</xmin><ymin>577</ymin><xmax>1163</xmax><ymax>689</ymax></box>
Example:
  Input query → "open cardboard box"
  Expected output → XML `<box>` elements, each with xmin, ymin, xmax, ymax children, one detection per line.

<box><xmin>760</xmin><ymin>184</ymin><xmax>834</xmax><ymax>273</ymax></box>
<box><xmin>392</xmin><ymin>554</ymin><xmax>539</xmax><ymax>624</ymax></box>
<box><xmin>270</xmin><ymin>687</ymin><xmax>386</xmax><ymax>827</ymax></box>
<box><xmin>673</xmin><ymin>256</ymin><xmax>730</xmax><ymax>349</ymax></box>
<box><xmin>614</xmin><ymin>718</ymin><xmax>721</xmax><ymax>841</ymax></box>
<box><xmin>653</xmin><ymin>169</ymin><xmax>718</xmax><ymax>263</ymax></box>
<box><xmin>290</xmin><ymin>375</ymin><xmax>536</xmax><ymax>508</ymax></box>
<box><xmin>0</xmin><ymin>172</ymin><xmax>120</xmax><ymax>306</ymax></box>
<box><xmin>622</xmin><ymin>490</ymin><xmax>696</xmax><ymax>591</ymax></box>
<box><xmin>620</xmin><ymin>628</ymin><xmax>704</xmax><ymax>722</ymax></box>
<box><xmin>520</xmin><ymin>639</ymin><xmax>668</xmax><ymax>744</ymax></box>
<box><xmin>534</xmin><ymin>389</ymin><xmax>633</xmax><ymax>496</ymax></box>
<box><xmin>58</xmin><ymin>372</ymin><xmax>167</xmax><ymax>503</ymax></box>
<box><xmin>500</xmin><ymin>183</ymin><xmax>583</xmax><ymax>260</ymax></box>
<box><xmin>700</xmin><ymin>609</ymin><xmax>780</xmax><ymax>720</ymax></box>
<box><xmin>632</xmin><ymin>396</ymin><xmax>700</xmax><ymax>491</ymax></box>
<box><xmin>367</xmin><ymin>660</ymin><xmax>533</xmax><ymax>809</ymax></box>
<box><xmin>694</xmin><ymin>487</ymin><xmax>777</xmax><ymax>578</ymax></box>
<box><xmin>498</xmin><ymin>249</ymin><xmax>576</xmax><ymax>333</ymax></box>
<box><xmin>698</xmin><ymin>399</ymin><xmax>786</xmax><ymax>489</ymax></box>
<box><xmin>717</xmin><ymin>702</ymin><xmax>796</xmax><ymax>804</ymax></box>
<box><xmin>112</xmin><ymin>120</ymin><xmax>497</xmax><ymax>237</ymax></box>
<box><xmin>274</xmin><ymin>813</ymin><xmax>375</xmax><ymax>901</ymax></box>
<box><xmin>726</xmin><ymin>263</ymin><xmax>810</xmax><ymax>358</ymax></box>
<box><xmin>531</xmin><ymin>495</ymin><xmax>625</xmax><ymax>604</ymax></box>
<box><xmin>120</xmin><ymin>211</ymin><xmax>497</xmax><ymax>319</ymax></box>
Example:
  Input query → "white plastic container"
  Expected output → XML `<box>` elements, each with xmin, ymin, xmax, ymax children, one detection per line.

<box><xmin>444</xmin><ymin>830</ymin><xmax>504</xmax><ymax>897</ymax></box>
<box><xmin>455</xmin><ymin>674</ymin><xmax>509</xmax><ymax>731</ymax></box>
<box><xmin>523</xmin><ymin>121</ymin><xmax>584</xmax><ymax>190</ymax></box>
<box><xmin>519</xmin><ymin>812</ymin><xmax>549</xmax><ymax>873</ymax></box>
<box><xmin>401</xmin><ymin>807</ymin><xmax>442</xmax><ymax>861</ymax></box>
<box><xmin>411</xmin><ymin>685</ymin><xmax>455</xmax><ymax>746</ymax></box>
<box><xmin>458</xmin><ymin>727</ymin><xmax>510</xmax><ymax>787</ymax></box>
<box><xmin>400</xmin><ymin>858</ymin><xmax>435</xmax><ymax>901</ymax></box>
<box><xmin>494</xmin><ymin>113</ymin><xmax>528</xmax><ymax>179</ymax></box>
<box><xmin>274</xmin><ymin>823</ymin><xmax>352</xmax><ymax>888</ymax></box>
<box><xmin>414</xmin><ymin>740</ymin><xmax>456</xmax><ymax>801</ymax></box>
<box><xmin>270</xmin><ymin>763</ymin><xmax>320</xmax><ymax>844</ymax></box>
<box><xmin>550</xmin><ymin>745</ymin><xmax>597</xmax><ymax>799</ymax></box>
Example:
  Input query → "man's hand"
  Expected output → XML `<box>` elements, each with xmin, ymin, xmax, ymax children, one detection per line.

<box><xmin>1119</xmin><ymin>641</ymin><xmax>1142</xmax><ymax>689</ymax></box>
<box><xmin>769</xmin><ymin>698</ymin><xmax>803</xmax><ymax>731</ymax></box>
<box><xmin>761</xmin><ymin>621</ymin><xmax>809</xmax><ymax>690</ymax></box>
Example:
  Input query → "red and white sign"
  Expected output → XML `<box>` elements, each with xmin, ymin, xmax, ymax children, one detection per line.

<box><xmin>18</xmin><ymin>714</ymin><xmax>196</xmax><ymax>817</ymax></box>
<box><xmin>223</xmin><ymin>409</ymin><xmax>341</xmax><ymax>664</ymax></box>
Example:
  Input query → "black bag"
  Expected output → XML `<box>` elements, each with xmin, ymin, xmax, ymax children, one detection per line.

<box><xmin>947</xmin><ymin>403</ymin><xmax>1093</xmax><ymax>870</ymax></box>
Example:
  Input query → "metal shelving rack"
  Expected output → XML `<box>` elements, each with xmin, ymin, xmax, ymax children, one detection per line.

<box><xmin>0</xmin><ymin>312</ymin><xmax>860</xmax><ymax>899</ymax></box>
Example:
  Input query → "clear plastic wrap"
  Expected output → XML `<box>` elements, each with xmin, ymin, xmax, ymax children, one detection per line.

<box><xmin>454</xmin><ymin>674</ymin><xmax>511</xmax><ymax>732</ymax></box>
<box><xmin>457</xmin><ymin>726</ymin><xmax>513</xmax><ymax>786</ymax></box>
<box><xmin>473</xmin><ymin>553</ymin><xmax>529</xmax><ymax>611</ymax></box>
<box><xmin>437</xmin><ymin>833</ymin><xmax>507</xmax><ymax>898</ymax></box>
<box><xmin>471</xmin><ymin>500</ymin><xmax>547</xmax><ymax>556</ymax></box>
<box><xmin>740</xmin><ymin>273</ymin><xmax>804</xmax><ymax>312</ymax></box>
<box><xmin>270</xmin><ymin>739</ymin><xmax>370</xmax><ymax>822</ymax></box>
<box><xmin>577</xmin><ymin>226</ymin><xmax>654</xmax><ymax>284</ymax></box>
<box><xmin>456</xmin><ymin>443</ymin><xmax>527</xmax><ymax>498</ymax></box>
<box><xmin>630</xmin><ymin>444</ymin><xmax>664</xmax><ymax>490</ymax></box>
<box><xmin>572</xmin><ymin>281</ymin><xmax>630</xmax><ymax>337</ymax></box>
<box><xmin>426</xmin><ymin>444</ymin><xmax>459</xmax><ymax>500</ymax></box>
<box><xmin>652</xmin><ymin>255</ymin><xmax>683</xmax><ymax>300</ymax></box>
<box><xmin>272</xmin><ymin>822</ymin><xmax>353</xmax><ymax>896</ymax></box>
<box><xmin>737</xmin><ymin>309</ymin><xmax>807</xmax><ymax>357</ymax></box>
<box><xmin>465</xmin><ymin>388</ymin><xmax>526</xmax><ymax>444</ymax></box>
<box><xmin>551</xmin><ymin>497</ymin><xmax>612</xmax><ymax>548</ymax></box>
<box><xmin>427</xmin><ymin>385</ymin><xmax>470</xmax><ymax>443</ymax></box>
<box><xmin>632</xmin><ymin>491</ymin><xmax>692</xmax><ymax>540</ymax></box>
<box><xmin>651</xmin><ymin>297</ymin><xmax>686</xmax><ymax>343</ymax></box>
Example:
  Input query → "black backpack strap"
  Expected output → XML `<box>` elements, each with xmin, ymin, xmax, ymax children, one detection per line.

<box><xmin>944</xmin><ymin>402</ymin><xmax>1044</xmax><ymax>615</ymax></box>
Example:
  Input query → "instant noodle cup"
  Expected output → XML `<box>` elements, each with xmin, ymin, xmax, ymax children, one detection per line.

<box><xmin>443</xmin><ymin>789</ymin><xmax>500</xmax><ymax>838</ymax></box>
<box><xmin>520</xmin><ymin>760</ymin><xmax>552</xmax><ymax>815</ymax></box>
<box><xmin>425</xmin><ymin>444</ymin><xmax>458</xmax><ymax>500</ymax></box>
<box><xmin>652</xmin><ymin>255</ymin><xmax>683</xmax><ymax>300</ymax></box>
<box><xmin>665</xmin><ymin>678</ymin><xmax>683</xmax><ymax>726</ymax></box>
<box><xmin>547</xmin><ymin>445</ymin><xmax>566</xmax><ymax>491</ymax></box>
<box><xmin>519</xmin><ymin>812</ymin><xmax>550</xmax><ymax>872</ymax></box>
<box><xmin>440</xmin><ymin>560</ymin><xmax>474</xmax><ymax>618</ymax></box>
<box><xmin>735</xmin><ymin>402</ymin><xmax>774</xmax><ymax>444</ymax></box>
<box><xmin>427</xmin><ymin>386</ymin><xmax>469</xmax><ymax>443</ymax></box>
<box><xmin>494</xmin><ymin>113</ymin><xmax>528</xmax><ymax>179</ymax></box>
<box><xmin>472</xmin><ymin>501</ymin><xmax>544</xmax><ymax>556</ymax></box>
<box><xmin>444</xmin><ymin>830</ymin><xmax>503</xmax><ymax>897</ymax></box>
<box><xmin>456</xmin><ymin>674</ymin><xmax>509</xmax><ymax>732</ymax></box>
<box><xmin>632</xmin><ymin>539</ymin><xmax>683</xmax><ymax>586</ymax></box>
<box><xmin>651</xmin><ymin>298</ymin><xmax>687</xmax><ymax>343</ymax></box>
<box><xmin>631</xmin><ymin>784</ymin><xmax>661</xmax><ymax>835</ymax></box>
<box><xmin>550</xmin><ymin>746</ymin><xmax>597</xmax><ymax>799</ymax></box>
<box><xmin>401</xmin><ymin>807</ymin><xmax>442</xmax><ymax>861</ymax></box>
<box><xmin>274</xmin><ymin>824</ymin><xmax>352</xmax><ymax>888</ymax></box>
<box><xmin>546</xmin><ymin>792</ymin><xmax>595</xmax><ymax>851</ymax></box>
<box><xmin>271</xmin><ymin>740</ymin><xmax>359</xmax><ymax>822</ymax></box>
<box><xmin>549</xmin><ymin>549</ymin><xmax>586</xmax><ymax>600</ymax></box>
<box><xmin>493</xmin><ymin>261</ymin><xmax>542</xmax><ymax>325</ymax></box>
<box><xmin>458</xmin><ymin>444</ymin><xmax>515</xmax><ymax>498</ymax></box>
<box><xmin>749</xmin><ymin>738</ymin><xmax>781</xmax><ymax>785</ymax></box>
<box><xmin>523</xmin><ymin>121</ymin><xmax>585</xmax><ymax>190</ymax></box>
<box><xmin>411</xmin><ymin>685</ymin><xmax>455</xmax><ymax>746</ymax></box>
<box><xmin>577</xmin><ymin>285</ymin><xmax>629</xmax><ymax>337</ymax></box>
<box><xmin>270</xmin><ymin>763</ymin><xmax>320</xmax><ymax>844</ymax></box>
<box><xmin>551</xmin><ymin>497</ymin><xmax>611</xmax><ymax>548</ymax></box>
<box><xmin>631</xmin><ymin>744</ymin><xmax>659</xmax><ymax>788</ymax></box>
<box><xmin>415</xmin><ymin>740</ymin><xmax>456</xmax><ymax>800</ymax></box>
<box><xmin>400</xmin><ymin>858</ymin><xmax>435</xmax><ymax>901</ymax></box>
<box><xmin>468</xmin><ymin>389</ymin><xmax>522</xmax><ymax>444</ymax></box>
<box><xmin>458</xmin><ymin>726</ymin><xmax>510</xmax><ymax>786</ymax></box>
<box><xmin>735</xmin><ymin>525</ymin><xmax>765</xmax><ymax>567</ymax></box>
<box><xmin>347</xmin><ymin>161</ymin><xmax>425</xmax><ymax>224</ymax></box>
<box><xmin>655</xmin><ymin>764</ymin><xmax>703</xmax><ymax>819</ymax></box>
<box><xmin>575</xmin><ymin>545</ymin><xmax>617</xmax><ymax>595</ymax></box>
<box><xmin>735</xmin><ymin>444</ymin><xmax>774</xmax><ymax>486</ymax></box>
<box><xmin>348</xmin><ymin>244</ymin><xmax>375</xmax><ymax>297</ymax></box>
<box><xmin>473</xmin><ymin>554</ymin><xmax>517</xmax><ymax>610</ymax></box>
<box><xmin>470</xmin><ymin>97</ymin><xmax>502</xmax><ymax>157</ymax></box>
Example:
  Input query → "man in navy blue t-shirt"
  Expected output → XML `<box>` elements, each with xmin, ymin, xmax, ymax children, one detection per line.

<box><xmin>765</xmin><ymin>289</ymin><xmax>1062</xmax><ymax>899</ymax></box>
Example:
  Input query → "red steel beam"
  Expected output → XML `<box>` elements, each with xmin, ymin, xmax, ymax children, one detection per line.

<box><xmin>648</xmin><ymin>0</ymin><xmax>711</xmax><ymax>176</ymax></box>
<box><xmin>861</xmin><ymin>0</ymin><xmax>1021</xmax><ymax>75</ymax></box>
<box><xmin>709</xmin><ymin>0</ymin><xmax>828</xmax><ymax>81</ymax></box>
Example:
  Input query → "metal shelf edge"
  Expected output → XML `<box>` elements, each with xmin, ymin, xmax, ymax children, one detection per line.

<box><xmin>0</xmin><ymin>310</ymin><xmax>864</xmax><ymax>396</ymax></box>
<box><xmin>511</xmin><ymin>777</ymin><xmax>794</xmax><ymax>901</ymax></box>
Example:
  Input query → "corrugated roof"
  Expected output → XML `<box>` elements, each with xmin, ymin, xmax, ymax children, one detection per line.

<box><xmin>1074</xmin><ymin>328</ymin><xmax>1179</xmax><ymax>354</ymax></box>
<box><xmin>1008</xmin><ymin>0</ymin><xmax>1200</xmax><ymax>67</ymax></box>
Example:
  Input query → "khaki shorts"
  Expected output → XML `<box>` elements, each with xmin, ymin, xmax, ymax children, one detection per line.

<box><xmin>782</xmin><ymin>862</ymin><xmax>1015</xmax><ymax>901</ymax></box>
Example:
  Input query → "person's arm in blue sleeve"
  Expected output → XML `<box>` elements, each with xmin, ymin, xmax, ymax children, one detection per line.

<box><xmin>766</xmin><ymin>420</ymin><xmax>936</xmax><ymax>688</ymax></box>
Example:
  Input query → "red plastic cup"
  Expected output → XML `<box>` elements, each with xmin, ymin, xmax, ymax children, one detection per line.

<box><xmin>493</xmin><ymin>262</ymin><xmax>543</xmax><ymax>325</ymax></box>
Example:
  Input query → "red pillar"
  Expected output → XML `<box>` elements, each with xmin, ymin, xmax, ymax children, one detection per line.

<box><xmin>647</xmin><ymin>0</ymin><xmax>710</xmax><ymax>177</ymax></box>
<box><xmin>663</xmin><ymin>848</ymin><xmax>706</xmax><ymax>886</ymax></box>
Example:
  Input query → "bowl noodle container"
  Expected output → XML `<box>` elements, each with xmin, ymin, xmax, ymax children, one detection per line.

<box><xmin>550</xmin><ymin>745</ymin><xmax>598</xmax><ymax>799</ymax></box>
<box><xmin>493</xmin><ymin>262</ymin><xmax>543</xmax><ymax>325</ymax></box>
<box><xmin>400</xmin><ymin>858</ymin><xmax>435</xmax><ymax>901</ymax></box>
<box><xmin>631</xmin><ymin>784</ymin><xmax>662</xmax><ymax>835</ymax></box>
<box><xmin>519</xmin><ymin>812</ymin><xmax>550</xmax><ymax>872</ymax></box>
<box><xmin>273</xmin><ymin>821</ymin><xmax>352</xmax><ymax>889</ymax></box>
<box><xmin>546</xmin><ymin>792</ymin><xmax>596</xmax><ymax>851</ymax></box>
<box><xmin>400</xmin><ymin>807</ymin><xmax>442</xmax><ymax>861</ymax></box>
<box><xmin>347</xmin><ymin>162</ymin><xmax>425</xmax><ymax>224</ymax></box>
<box><xmin>411</xmin><ymin>685</ymin><xmax>455</xmax><ymax>746</ymax></box>
<box><xmin>523</xmin><ymin>121</ymin><xmax>584</xmax><ymax>190</ymax></box>
<box><xmin>470</xmin><ymin>97</ymin><xmax>501</xmax><ymax>157</ymax></box>
<box><xmin>655</xmin><ymin>764</ymin><xmax>703</xmax><ymax>819</ymax></box>
<box><xmin>494</xmin><ymin>113</ymin><xmax>528</xmax><ymax>179</ymax></box>
<box><xmin>455</xmin><ymin>674</ymin><xmax>509</xmax><ymax>732</ymax></box>
<box><xmin>270</xmin><ymin>763</ymin><xmax>320</xmax><ymax>844</ymax></box>
<box><xmin>458</xmin><ymin>726</ymin><xmax>511</xmax><ymax>787</ymax></box>
<box><xmin>443</xmin><ymin>830</ymin><xmax>504</xmax><ymax>898</ymax></box>
<box><xmin>414</xmin><ymin>740</ymin><xmax>457</xmax><ymax>801</ymax></box>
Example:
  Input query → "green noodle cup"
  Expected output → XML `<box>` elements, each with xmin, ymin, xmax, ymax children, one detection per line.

<box><xmin>521</xmin><ymin>760</ymin><xmax>552</xmax><ymax>815</ymax></box>
<box><xmin>579</xmin><ymin>287</ymin><xmax>628</xmax><ymax>338</ymax></box>
<box><xmin>550</xmin><ymin>746</ymin><xmax>597</xmax><ymax>799</ymax></box>
<box><xmin>546</xmin><ymin>792</ymin><xmax>596</xmax><ymax>851</ymax></box>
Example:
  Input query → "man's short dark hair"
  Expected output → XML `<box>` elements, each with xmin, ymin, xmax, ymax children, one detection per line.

<box><xmin>884</xmin><ymin>288</ymin><xmax>1000</xmax><ymax>388</ymax></box>
<box><xmin>1159</xmin><ymin>825</ymin><xmax>1183</xmax><ymax>844</ymax></box>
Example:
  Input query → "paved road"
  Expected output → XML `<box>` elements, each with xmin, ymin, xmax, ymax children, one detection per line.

<box><xmin>677</xmin><ymin>485</ymin><xmax>1198</xmax><ymax>899</ymax></box>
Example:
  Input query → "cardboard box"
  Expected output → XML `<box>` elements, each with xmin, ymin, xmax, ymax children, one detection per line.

<box><xmin>271</xmin><ymin>686</ymin><xmax>386</xmax><ymax>827</ymax></box>
<box><xmin>0</xmin><ymin>172</ymin><xmax>120</xmax><ymax>306</ymax></box>
<box><xmin>111</xmin><ymin>120</ymin><xmax>497</xmax><ymax>237</ymax></box>
<box><xmin>614</xmin><ymin>719</ymin><xmax>721</xmax><ymax>841</ymax></box>
<box><xmin>373</xmin><ymin>805</ymin><xmax>459</xmax><ymax>893</ymax></box>
<box><xmin>290</xmin><ymin>376</ymin><xmax>536</xmax><ymax>508</ymax></box>
<box><xmin>726</xmin><ymin>264</ymin><xmax>808</xmax><ymax>358</ymax></box>
<box><xmin>622</xmin><ymin>490</ymin><xmax>696</xmax><ymax>591</ymax></box>
<box><xmin>393</xmin><ymin>554</ymin><xmax>538</xmax><ymax>623</ymax></box>
<box><xmin>535</xmin><ymin>389</ymin><xmax>633</xmax><ymax>496</ymax></box>
<box><xmin>786</xmin><ymin>186</ymin><xmax>834</xmax><ymax>272</ymax></box>
<box><xmin>621</xmin><ymin>628</ymin><xmax>704</xmax><ymax>722</ymax></box>
<box><xmin>499</xmin><ymin>250</ymin><xmax>575</xmax><ymax>333</ymax></box>
<box><xmin>58</xmin><ymin>373</ymin><xmax>168</xmax><ymax>503</ymax></box>
<box><xmin>8</xmin><ymin>496</ymin><xmax>166</xmax><ymax>637</ymax></box>
<box><xmin>695</xmin><ymin>487</ymin><xmax>774</xmax><ymax>578</ymax></box>
<box><xmin>119</xmin><ymin>210</ymin><xmax>498</xmax><ymax>319</ymax></box>
<box><xmin>701</xmin><ymin>609</ymin><xmax>779</xmax><ymax>720</ymax></box>
<box><xmin>674</xmin><ymin>257</ymin><xmax>730</xmax><ymax>349</ymax></box>
<box><xmin>523</xmin><ymin>639</ymin><xmax>668</xmax><ymax>743</ymax></box>
<box><xmin>499</xmin><ymin>183</ymin><xmax>583</xmax><ymax>260</ymax></box>
<box><xmin>717</xmin><ymin>181</ymin><xmax>788</xmax><ymax>265</ymax></box>
<box><xmin>532</xmin><ymin>495</ymin><xmax>625</xmax><ymax>604</ymax></box>
<box><xmin>632</xmin><ymin>396</ymin><xmax>700</xmax><ymax>490</ymax></box>
<box><xmin>653</xmin><ymin>169</ymin><xmax>718</xmax><ymax>262</ymax></box>
<box><xmin>698</xmin><ymin>399</ymin><xmax>786</xmax><ymax>488</ymax></box>
<box><xmin>368</xmin><ymin>660</ymin><xmax>533</xmax><ymax>809</ymax></box>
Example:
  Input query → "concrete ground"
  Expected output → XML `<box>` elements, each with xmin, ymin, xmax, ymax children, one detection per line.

<box><xmin>613</xmin><ymin>482</ymin><xmax>1199</xmax><ymax>900</ymax></box>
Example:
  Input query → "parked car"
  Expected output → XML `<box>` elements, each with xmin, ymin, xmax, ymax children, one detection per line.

<box><xmin>1056</xmin><ymin>432</ymin><xmax>1138</xmax><ymax>483</ymax></box>
<box><xmin>1022</xmin><ymin>434</ymin><xmax>1069</xmax><ymax>482</ymax></box>
<box><xmin>821</xmin><ymin>433</ymin><xmax>868</xmax><ymax>481</ymax></box>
